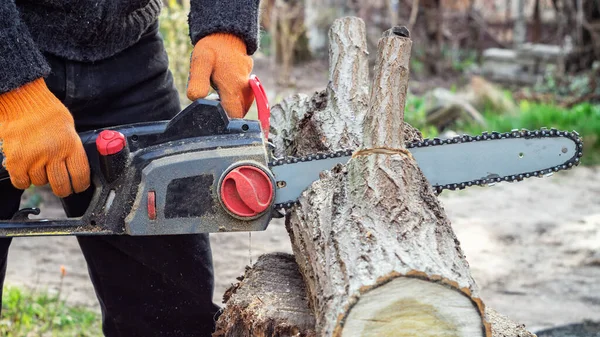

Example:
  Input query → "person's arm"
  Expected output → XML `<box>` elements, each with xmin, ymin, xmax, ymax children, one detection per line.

<box><xmin>0</xmin><ymin>1</ymin><xmax>51</xmax><ymax>94</ymax></box>
<box><xmin>188</xmin><ymin>0</ymin><xmax>260</xmax><ymax>55</ymax></box>
<box><xmin>0</xmin><ymin>1</ymin><xmax>90</xmax><ymax>197</ymax></box>
<box><xmin>186</xmin><ymin>0</ymin><xmax>261</xmax><ymax>119</ymax></box>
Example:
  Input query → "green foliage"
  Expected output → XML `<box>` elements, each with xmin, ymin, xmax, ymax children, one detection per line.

<box><xmin>405</xmin><ymin>87</ymin><xmax>599</xmax><ymax>165</ymax></box>
<box><xmin>1</xmin><ymin>286</ymin><xmax>101</xmax><ymax>336</ymax></box>
<box><xmin>446</xmin><ymin>47</ymin><xmax>478</xmax><ymax>73</ymax></box>
<box><xmin>459</xmin><ymin>101</ymin><xmax>600</xmax><ymax>164</ymax></box>
<box><xmin>159</xmin><ymin>1</ymin><xmax>193</xmax><ymax>105</ymax></box>
<box><xmin>405</xmin><ymin>94</ymin><xmax>439</xmax><ymax>139</ymax></box>
<box><xmin>533</xmin><ymin>62</ymin><xmax>600</xmax><ymax>99</ymax></box>
<box><xmin>22</xmin><ymin>186</ymin><xmax>42</xmax><ymax>209</ymax></box>
<box><xmin>259</xmin><ymin>31</ymin><xmax>273</xmax><ymax>57</ymax></box>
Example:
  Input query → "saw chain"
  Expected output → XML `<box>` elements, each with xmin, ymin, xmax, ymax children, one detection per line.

<box><xmin>269</xmin><ymin>128</ymin><xmax>584</xmax><ymax>210</ymax></box>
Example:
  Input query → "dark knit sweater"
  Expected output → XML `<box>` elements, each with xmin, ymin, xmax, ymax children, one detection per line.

<box><xmin>0</xmin><ymin>0</ymin><xmax>260</xmax><ymax>94</ymax></box>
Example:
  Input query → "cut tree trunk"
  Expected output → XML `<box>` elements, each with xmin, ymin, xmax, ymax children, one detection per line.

<box><xmin>284</xmin><ymin>23</ymin><xmax>489</xmax><ymax>337</ymax></box>
<box><xmin>213</xmin><ymin>16</ymin><xmax>536</xmax><ymax>337</ymax></box>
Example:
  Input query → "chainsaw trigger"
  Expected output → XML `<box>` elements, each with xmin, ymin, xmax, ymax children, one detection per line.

<box><xmin>12</xmin><ymin>208</ymin><xmax>41</xmax><ymax>221</ymax></box>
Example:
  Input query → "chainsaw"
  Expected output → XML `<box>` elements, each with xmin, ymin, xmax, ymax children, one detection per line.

<box><xmin>0</xmin><ymin>76</ymin><xmax>584</xmax><ymax>237</ymax></box>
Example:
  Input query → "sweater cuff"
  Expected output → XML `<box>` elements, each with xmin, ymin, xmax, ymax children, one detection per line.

<box><xmin>188</xmin><ymin>0</ymin><xmax>260</xmax><ymax>55</ymax></box>
<box><xmin>0</xmin><ymin>22</ymin><xmax>51</xmax><ymax>94</ymax></box>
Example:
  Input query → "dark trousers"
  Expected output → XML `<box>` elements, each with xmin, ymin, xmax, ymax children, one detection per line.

<box><xmin>0</xmin><ymin>23</ymin><xmax>220</xmax><ymax>336</ymax></box>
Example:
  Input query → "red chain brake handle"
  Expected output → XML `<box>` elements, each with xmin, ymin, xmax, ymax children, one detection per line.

<box><xmin>248</xmin><ymin>75</ymin><xmax>270</xmax><ymax>139</ymax></box>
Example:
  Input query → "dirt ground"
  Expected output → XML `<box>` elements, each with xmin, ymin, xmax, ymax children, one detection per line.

<box><xmin>3</xmin><ymin>164</ymin><xmax>599</xmax><ymax>334</ymax></box>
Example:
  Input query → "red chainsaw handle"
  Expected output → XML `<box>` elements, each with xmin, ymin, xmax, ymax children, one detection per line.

<box><xmin>249</xmin><ymin>75</ymin><xmax>270</xmax><ymax>139</ymax></box>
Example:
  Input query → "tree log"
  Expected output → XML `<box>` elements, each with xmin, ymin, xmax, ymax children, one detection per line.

<box><xmin>212</xmin><ymin>253</ymin><xmax>316</xmax><ymax>337</ymax></box>
<box><xmin>215</xmin><ymin>253</ymin><xmax>534</xmax><ymax>337</ymax></box>
<box><xmin>284</xmin><ymin>24</ymin><xmax>490</xmax><ymax>336</ymax></box>
<box><xmin>214</xmin><ymin>16</ymin><xmax>536</xmax><ymax>337</ymax></box>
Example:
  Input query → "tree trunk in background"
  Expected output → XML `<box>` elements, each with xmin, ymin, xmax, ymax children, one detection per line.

<box><xmin>513</xmin><ymin>0</ymin><xmax>527</xmax><ymax>46</ymax></box>
<box><xmin>304</xmin><ymin>0</ymin><xmax>352</xmax><ymax>58</ymax></box>
<box><xmin>214</xmin><ymin>16</ymin><xmax>537</xmax><ymax>337</ymax></box>
<box><xmin>270</xmin><ymin>0</ymin><xmax>307</xmax><ymax>85</ymax></box>
<box><xmin>532</xmin><ymin>0</ymin><xmax>542</xmax><ymax>43</ymax></box>
<box><xmin>422</xmin><ymin>0</ymin><xmax>443</xmax><ymax>75</ymax></box>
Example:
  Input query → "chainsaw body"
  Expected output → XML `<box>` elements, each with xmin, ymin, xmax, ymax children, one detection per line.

<box><xmin>0</xmin><ymin>100</ymin><xmax>274</xmax><ymax>237</ymax></box>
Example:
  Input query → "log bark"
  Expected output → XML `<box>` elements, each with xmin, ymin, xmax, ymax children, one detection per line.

<box><xmin>215</xmin><ymin>16</ymin><xmax>536</xmax><ymax>337</ymax></box>
<box><xmin>269</xmin><ymin>17</ymin><xmax>370</xmax><ymax>158</ymax></box>
<box><xmin>215</xmin><ymin>253</ymin><xmax>535</xmax><ymax>337</ymax></box>
<box><xmin>284</xmin><ymin>25</ymin><xmax>490</xmax><ymax>336</ymax></box>
<box><xmin>212</xmin><ymin>253</ymin><xmax>316</xmax><ymax>337</ymax></box>
<box><xmin>269</xmin><ymin>18</ymin><xmax>422</xmax><ymax>158</ymax></box>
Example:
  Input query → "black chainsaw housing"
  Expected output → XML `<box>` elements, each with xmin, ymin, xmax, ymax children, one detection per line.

<box><xmin>0</xmin><ymin>100</ymin><xmax>272</xmax><ymax>236</ymax></box>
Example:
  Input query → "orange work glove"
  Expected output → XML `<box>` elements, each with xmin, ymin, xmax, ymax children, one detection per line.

<box><xmin>0</xmin><ymin>78</ymin><xmax>90</xmax><ymax>198</ymax></box>
<box><xmin>187</xmin><ymin>33</ymin><xmax>254</xmax><ymax>119</ymax></box>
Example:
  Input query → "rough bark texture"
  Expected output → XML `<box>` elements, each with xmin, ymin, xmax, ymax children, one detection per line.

<box><xmin>280</xmin><ymin>23</ymin><xmax>491</xmax><ymax>336</ymax></box>
<box><xmin>213</xmin><ymin>253</ymin><xmax>316</xmax><ymax>337</ymax></box>
<box><xmin>270</xmin><ymin>17</ymin><xmax>370</xmax><ymax>158</ymax></box>
<box><xmin>269</xmin><ymin>17</ymin><xmax>422</xmax><ymax>158</ymax></box>
<box><xmin>216</xmin><ymin>16</ymin><xmax>535</xmax><ymax>337</ymax></box>
<box><xmin>485</xmin><ymin>308</ymin><xmax>537</xmax><ymax>337</ymax></box>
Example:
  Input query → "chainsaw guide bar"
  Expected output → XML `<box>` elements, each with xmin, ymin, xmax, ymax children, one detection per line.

<box><xmin>269</xmin><ymin>128</ymin><xmax>584</xmax><ymax>210</ymax></box>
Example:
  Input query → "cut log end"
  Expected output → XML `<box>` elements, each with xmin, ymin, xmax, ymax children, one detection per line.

<box><xmin>340</xmin><ymin>277</ymin><xmax>485</xmax><ymax>337</ymax></box>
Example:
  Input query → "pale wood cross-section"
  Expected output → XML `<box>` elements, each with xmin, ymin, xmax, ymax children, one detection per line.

<box><xmin>214</xmin><ymin>16</ymin><xmax>536</xmax><ymax>337</ymax></box>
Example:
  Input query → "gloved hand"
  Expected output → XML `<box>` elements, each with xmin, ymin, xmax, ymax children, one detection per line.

<box><xmin>0</xmin><ymin>78</ymin><xmax>90</xmax><ymax>198</ymax></box>
<box><xmin>187</xmin><ymin>33</ymin><xmax>254</xmax><ymax>119</ymax></box>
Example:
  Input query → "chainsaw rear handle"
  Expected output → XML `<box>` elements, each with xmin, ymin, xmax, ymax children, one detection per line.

<box><xmin>0</xmin><ymin>75</ymin><xmax>271</xmax><ymax>184</ymax></box>
<box><xmin>0</xmin><ymin>121</ymin><xmax>167</xmax><ymax>183</ymax></box>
